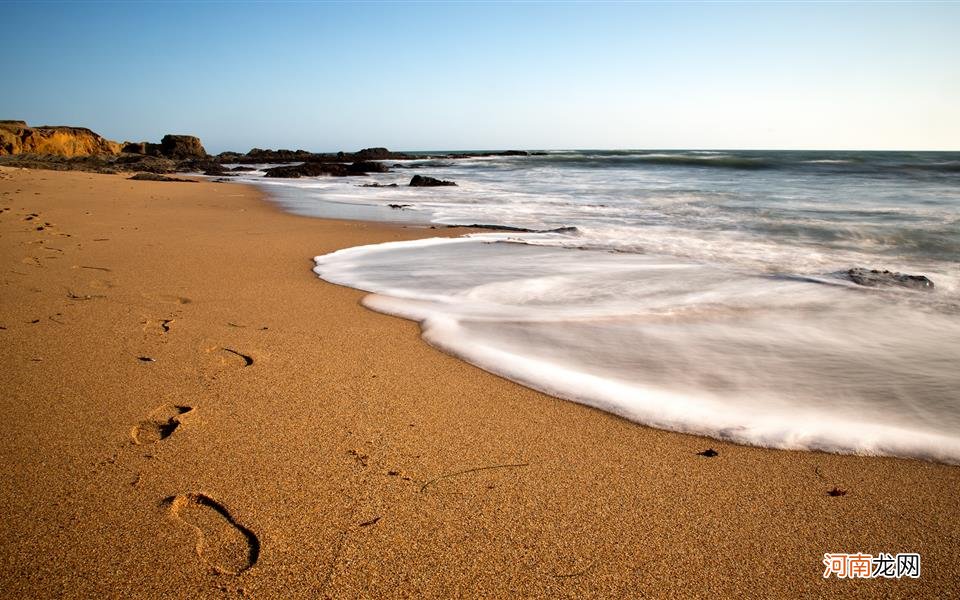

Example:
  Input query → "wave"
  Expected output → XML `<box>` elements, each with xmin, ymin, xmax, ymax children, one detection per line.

<box><xmin>314</xmin><ymin>236</ymin><xmax>960</xmax><ymax>464</ymax></box>
<box><xmin>629</xmin><ymin>154</ymin><xmax>774</xmax><ymax>170</ymax></box>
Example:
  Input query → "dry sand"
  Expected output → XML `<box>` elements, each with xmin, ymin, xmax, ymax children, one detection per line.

<box><xmin>0</xmin><ymin>166</ymin><xmax>957</xmax><ymax>598</ymax></box>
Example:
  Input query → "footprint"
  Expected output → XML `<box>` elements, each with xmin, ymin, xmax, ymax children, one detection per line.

<box><xmin>206</xmin><ymin>346</ymin><xmax>254</xmax><ymax>368</ymax></box>
<box><xmin>167</xmin><ymin>493</ymin><xmax>260</xmax><ymax>575</ymax></box>
<box><xmin>143</xmin><ymin>318</ymin><xmax>174</xmax><ymax>335</ymax></box>
<box><xmin>131</xmin><ymin>404</ymin><xmax>192</xmax><ymax>445</ymax></box>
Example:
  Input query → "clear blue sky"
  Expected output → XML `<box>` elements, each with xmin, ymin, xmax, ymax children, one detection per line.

<box><xmin>2</xmin><ymin>1</ymin><xmax>958</xmax><ymax>153</ymax></box>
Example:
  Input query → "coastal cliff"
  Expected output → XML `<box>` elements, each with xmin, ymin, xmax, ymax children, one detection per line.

<box><xmin>0</xmin><ymin>121</ymin><xmax>208</xmax><ymax>161</ymax></box>
<box><xmin>0</xmin><ymin>120</ymin><xmax>121</xmax><ymax>157</ymax></box>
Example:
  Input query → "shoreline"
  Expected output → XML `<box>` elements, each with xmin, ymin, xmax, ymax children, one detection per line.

<box><xmin>1</xmin><ymin>167</ymin><xmax>957</xmax><ymax>597</ymax></box>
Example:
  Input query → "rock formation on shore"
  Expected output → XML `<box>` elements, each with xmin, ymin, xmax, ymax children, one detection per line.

<box><xmin>1</xmin><ymin>121</ymin><xmax>207</xmax><ymax>162</ymax></box>
<box><xmin>0</xmin><ymin>120</ymin><xmax>121</xmax><ymax>157</ymax></box>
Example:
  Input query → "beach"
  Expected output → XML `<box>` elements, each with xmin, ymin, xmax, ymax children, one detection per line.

<box><xmin>1</xmin><ymin>166</ymin><xmax>958</xmax><ymax>598</ymax></box>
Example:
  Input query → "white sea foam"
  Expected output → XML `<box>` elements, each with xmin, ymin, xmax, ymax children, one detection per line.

<box><xmin>316</xmin><ymin>234</ymin><xmax>960</xmax><ymax>463</ymax></box>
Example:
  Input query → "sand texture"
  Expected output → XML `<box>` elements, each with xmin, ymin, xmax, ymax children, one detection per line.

<box><xmin>0</xmin><ymin>167</ymin><xmax>958</xmax><ymax>598</ymax></box>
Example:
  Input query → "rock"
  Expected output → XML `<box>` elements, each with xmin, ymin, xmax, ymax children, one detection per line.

<box><xmin>409</xmin><ymin>175</ymin><xmax>456</xmax><ymax>187</ymax></box>
<box><xmin>204</xmin><ymin>168</ymin><xmax>235</xmax><ymax>176</ymax></box>
<box><xmin>354</xmin><ymin>147</ymin><xmax>392</xmax><ymax>160</ymax></box>
<box><xmin>115</xmin><ymin>155</ymin><xmax>178</xmax><ymax>173</ymax></box>
<box><xmin>228</xmin><ymin>166</ymin><xmax>257</xmax><ymax>172</ymax></box>
<box><xmin>129</xmin><ymin>172</ymin><xmax>196</xmax><ymax>182</ymax></box>
<box><xmin>388</xmin><ymin>204</ymin><xmax>411</xmax><ymax>209</ymax></box>
<box><xmin>0</xmin><ymin>121</ymin><xmax>121</xmax><ymax>157</ymax></box>
<box><xmin>348</xmin><ymin>161</ymin><xmax>389</xmax><ymax>174</ymax></box>
<box><xmin>846</xmin><ymin>268</ymin><xmax>934</xmax><ymax>291</ymax></box>
<box><xmin>444</xmin><ymin>224</ymin><xmax>579</xmax><ymax>234</ymax></box>
<box><xmin>121</xmin><ymin>141</ymin><xmax>149</xmax><ymax>154</ymax></box>
<box><xmin>221</xmin><ymin>148</ymin><xmax>316</xmax><ymax>163</ymax></box>
<box><xmin>358</xmin><ymin>183</ymin><xmax>398</xmax><ymax>188</ymax></box>
<box><xmin>263</xmin><ymin>162</ymin><xmax>349</xmax><ymax>178</ymax></box>
<box><xmin>158</xmin><ymin>135</ymin><xmax>206</xmax><ymax>159</ymax></box>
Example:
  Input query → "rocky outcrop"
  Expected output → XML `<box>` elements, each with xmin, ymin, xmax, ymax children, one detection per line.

<box><xmin>129</xmin><ymin>172</ymin><xmax>197</xmax><ymax>182</ymax></box>
<box><xmin>354</xmin><ymin>147</ymin><xmax>392</xmax><ymax>160</ymax></box>
<box><xmin>231</xmin><ymin>148</ymin><xmax>315</xmax><ymax>163</ymax></box>
<box><xmin>115</xmin><ymin>155</ymin><xmax>178</xmax><ymax>173</ymax></box>
<box><xmin>409</xmin><ymin>175</ymin><xmax>456</xmax><ymax>187</ymax></box>
<box><xmin>158</xmin><ymin>135</ymin><xmax>206</xmax><ymax>159</ymax></box>
<box><xmin>262</xmin><ymin>159</ymin><xmax>391</xmax><ymax>178</ymax></box>
<box><xmin>0</xmin><ymin>121</ymin><xmax>121</xmax><ymax>157</ymax></box>
<box><xmin>263</xmin><ymin>162</ymin><xmax>350</xmax><ymax>178</ymax></box>
<box><xmin>846</xmin><ymin>268</ymin><xmax>934</xmax><ymax>291</ymax></box>
<box><xmin>219</xmin><ymin>147</ymin><xmax>418</xmax><ymax>165</ymax></box>
<box><xmin>348</xmin><ymin>161</ymin><xmax>389</xmax><ymax>174</ymax></box>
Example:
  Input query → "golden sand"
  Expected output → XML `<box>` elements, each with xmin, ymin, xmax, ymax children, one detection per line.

<box><xmin>0</xmin><ymin>167</ymin><xmax>957</xmax><ymax>597</ymax></box>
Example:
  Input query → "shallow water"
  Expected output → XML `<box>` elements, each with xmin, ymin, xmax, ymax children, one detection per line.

<box><xmin>238</xmin><ymin>150</ymin><xmax>960</xmax><ymax>462</ymax></box>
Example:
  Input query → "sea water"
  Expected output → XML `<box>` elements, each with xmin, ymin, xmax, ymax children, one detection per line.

<box><xmin>233</xmin><ymin>150</ymin><xmax>960</xmax><ymax>463</ymax></box>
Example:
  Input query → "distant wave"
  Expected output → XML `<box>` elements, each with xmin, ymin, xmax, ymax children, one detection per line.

<box><xmin>506</xmin><ymin>151</ymin><xmax>960</xmax><ymax>178</ymax></box>
<box><xmin>631</xmin><ymin>154</ymin><xmax>773</xmax><ymax>170</ymax></box>
<box><xmin>521</xmin><ymin>152</ymin><xmax>774</xmax><ymax>170</ymax></box>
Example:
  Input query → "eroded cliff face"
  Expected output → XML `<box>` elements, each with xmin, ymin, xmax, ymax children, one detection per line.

<box><xmin>0</xmin><ymin>121</ymin><xmax>122</xmax><ymax>157</ymax></box>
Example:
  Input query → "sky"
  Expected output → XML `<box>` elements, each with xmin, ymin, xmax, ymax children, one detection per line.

<box><xmin>2</xmin><ymin>1</ymin><xmax>958</xmax><ymax>153</ymax></box>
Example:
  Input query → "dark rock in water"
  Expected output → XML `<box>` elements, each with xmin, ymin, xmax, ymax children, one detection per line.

<box><xmin>129</xmin><ymin>172</ymin><xmax>196</xmax><ymax>182</ymax></box>
<box><xmin>229</xmin><ymin>165</ymin><xmax>256</xmax><ymax>172</ymax></box>
<box><xmin>348</xmin><ymin>161</ymin><xmax>389</xmax><ymax>174</ymax></box>
<box><xmin>263</xmin><ymin>162</ymin><xmax>350</xmax><ymax>178</ymax></box>
<box><xmin>388</xmin><ymin>204</ymin><xmax>411</xmax><ymax>210</ymax></box>
<box><xmin>217</xmin><ymin>146</ymin><xmax>416</xmax><ymax>165</ymax></box>
<box><xmin>846</xmin><ymin>268</ymin><xmax>934</xmax><ymax>291</ymax></box>
<box><xmin>354</xmin><ymin>147</ymin><xmax>392</xmax><ymax>160</ymax></box>
<box><xmin>242</xmin><ymin>148</ymin><xmax>314</xmax><ymax>163</ymax></box>
<box><xmin>410</xmin><ymin>174</ymin><xmax>456</xmax><ymax>187</ymax></box>
<box><xmin>358</xmin><ymin>182</ymin><xmax>398</xmax><ymax>188</ymax></box>
<box><xmin>158</xmin><ymin>135</ymin><xmax>207</xmax><ymax>159</ymax></box>
<box><xmin>184</xmin><ymin>160</ymin><xmax>233</xmax><ymax>176</ymax></box>
<box><xmin>445</xmin><ymin>223</ymin><xmax>579</xmax><ymax>234</ymax></box>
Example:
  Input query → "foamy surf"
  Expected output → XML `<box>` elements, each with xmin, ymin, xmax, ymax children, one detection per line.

<box><xmin>315</xmin><ymin>234</ymin><xmax>960</xmax><ymax>464</ymax></box>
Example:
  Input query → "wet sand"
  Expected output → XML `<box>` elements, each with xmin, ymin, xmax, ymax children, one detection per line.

<box><xmin>0</xmin><ymin>166</ymin><xmax>957</xmax><ymax>598</ymax></box>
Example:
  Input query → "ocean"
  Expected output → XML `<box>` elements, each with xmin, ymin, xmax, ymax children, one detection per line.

<box><xmin>228</xmin><ymin>150</ymin><xmax>960</xmax><ymax>463</ymax></box>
